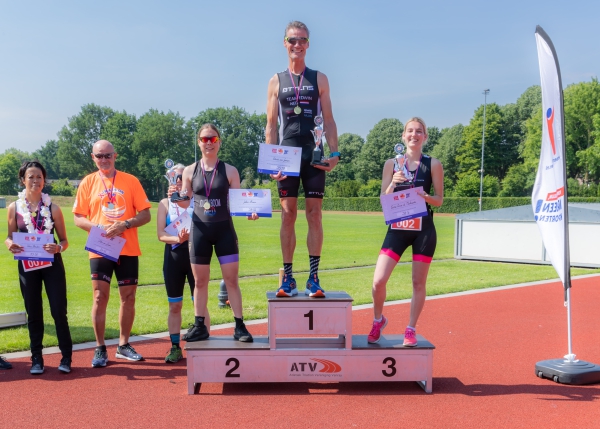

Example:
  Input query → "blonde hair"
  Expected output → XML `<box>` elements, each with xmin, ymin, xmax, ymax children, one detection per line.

<box><xmin>403</xmin><ymin>117</ymin><xmax>428</xmax><ymax>142</ymax></box>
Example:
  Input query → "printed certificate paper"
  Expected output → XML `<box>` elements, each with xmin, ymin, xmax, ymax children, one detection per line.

<box><xmin>257</xmin><ymin>143</ymin><xmax>301</xmax><ymax>176</ymax></box>
<box><xmin>12</xmin><ymin>232</ymin><xmax>54</xmax><ymax>261</ymax></box>
<box><xmin>229</xmin><ymin>189</ymin><xmax>272</xmax><ymax>217</ymax></box>
<box><xmin>164</xmin><ymin>210</ymin><xmax>191</xmax><ymax>237</ymax></box>
<box><xmin>85</xmin><ymin>227</ymin><xmax>126</xmax><ymax>262</ymax></box>
<box><xmin>380</xmin><ymin>186</ymin><xmax>429</xmax><ymax>225</ymax></box>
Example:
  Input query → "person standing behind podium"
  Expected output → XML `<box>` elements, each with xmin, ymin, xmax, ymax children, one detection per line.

<box><xmin>157</xmin><ymin>164</ymin><xmax>210</xmax><ymax>363</ymax></box>
<box><xmin>367</xmin><ymin>118</ymin><xmax>444</xmax><ymax>347</ymax></box>
<box><xmin>5</xmin><ymin>161</ymin><xmax>73</xmax><ymax>374</ymax></box>
<box><xmin>266</xmin><ymin>20</ymin><xmax>340</xmax><ymax>298</ymax></box>
<box><xmin>73</xmin><ymin>140</ymin><xmax>151</xmax><ymax>368</ymax></box>
<box><xmin>179</xmin><ymin>124</ymin><xmax>256</xmax><ymax>343</ymax></box>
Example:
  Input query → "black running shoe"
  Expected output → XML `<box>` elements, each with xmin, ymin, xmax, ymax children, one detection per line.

<box><xmin>116</xmin><ymin>343</ymin><xmax>144</xmax><ymax>361</ymax></box>
<box><xmin>183</xmin><ymin>323</ymin><xmax>209</xmax><ymax>342</ymax></box>
<box><xmin>30</xmin><ymin>355</ymin><xmax>44</xmax><ymax>375</ymax></box>
<box><xmin>58</xmin><ymin>357</ymin><xmax>72</xmax><ymax>373</ymax></box>
<box><xmin>0</xmin><ymin>356</ymin><xmax>12</xmax><ymax>370</ymax></box>
<box><xmin>91</xmin><ymin>348</ymin><xmax>108</xmax><ymax>368</ymax></box>
<box><xmin>234</xmin><ymin>323</ymin><xmax>254</xmax><ymax>343</ymax></box>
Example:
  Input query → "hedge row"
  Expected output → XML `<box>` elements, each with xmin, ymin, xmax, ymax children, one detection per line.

<box><xmin>271</xmin><ymin>197</ymin><xmax>600</xmax><ymax>214</ymax></box>
<box><xmin>2</xmin><ymin>195</ymin><xmax>598</xmax><ymax>215</ymax></box>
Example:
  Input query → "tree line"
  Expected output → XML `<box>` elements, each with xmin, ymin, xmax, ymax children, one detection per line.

<box><xmin>1</xmin><ymin>78</ymin><xmax>599</xmax><ymax>200</ymax></box>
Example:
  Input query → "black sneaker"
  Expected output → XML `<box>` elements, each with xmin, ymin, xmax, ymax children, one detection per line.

<box><xmin>183</xmin><ymin>323</ymin><xmax>209</xmax><ymax>342</ymax></box>
<box><xmin>58</xmin><ymin>357</ymin><xmax>72</xmax><ymax>373</ymax></box>
<box><xmin>0</xmin><ymin>356</ymin><xmax>12</xmax><ymax>370</ymax></box>
<box><xmin>30</xmin><ymin>355</ymin><xmax>44</xmax><ymax>375</ymax></box>
<box><xmin>116</xmin><ymin>343</ymin><xmax>144</xmax><ymax>361</ymax></box>
<box><xmin>91</xmin><ymin>348</ymin><xmax>108</xmax><ymax>368</ymax></box>
<box><xmin>234</xmin><ymin>323</ymin><xmax>254</xmax><ymax>343</ymax></box>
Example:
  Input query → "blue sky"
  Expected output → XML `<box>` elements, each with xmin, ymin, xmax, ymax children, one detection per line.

<box><xmin>1</xmin><ymin>0</ymin><xmax>598</xmax><ymax>153</ymax></box>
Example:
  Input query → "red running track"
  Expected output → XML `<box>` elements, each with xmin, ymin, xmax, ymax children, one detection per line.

<box><xmin>1</xmin><ymin>276</ymin><xmax>600</xmax><ymax>428</ymax></box>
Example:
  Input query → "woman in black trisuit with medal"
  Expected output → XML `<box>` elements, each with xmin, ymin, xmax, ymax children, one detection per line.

<box><xmin>179</xmin><ymin>124</ymin><xmax>257</xmax><ymax>343</ymax></box>
<box><xmin>367</xmin><ymin>117</ymin><xmax>445</xmax><ymax>347</ymax></box>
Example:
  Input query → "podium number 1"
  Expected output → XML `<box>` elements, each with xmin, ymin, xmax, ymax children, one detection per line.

<box><xmin>304</xmin><ymin>310</ymin><xmax>313</xmax><ymax>330</ymax></box>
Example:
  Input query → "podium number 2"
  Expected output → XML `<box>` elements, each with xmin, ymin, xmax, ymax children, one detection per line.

<box><xmin>304</xmin><ymin>310</ymin><xmax>313</xmax><ymax>330</ymax></box>
<box><xmin>225</xmin><ymin>358</ymin><xmax>240</xmax><ymax>378</ymax></box>
<box><xmin>382</xmin><ymin>357</ymin><xmax>397</xmax><ymax>377</ymax></box>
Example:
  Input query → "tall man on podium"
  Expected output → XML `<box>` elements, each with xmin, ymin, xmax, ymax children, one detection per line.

<box><xmin>266</xmin><ymin>21</ymin><xmax>341</xmax><ymax>298</ymax></box>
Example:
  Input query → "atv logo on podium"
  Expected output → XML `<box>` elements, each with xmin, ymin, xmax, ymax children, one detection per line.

<box><xmin>288</xmin><ymin>358</ymin><xmax>343</xmax><ymax>379</ymax></box>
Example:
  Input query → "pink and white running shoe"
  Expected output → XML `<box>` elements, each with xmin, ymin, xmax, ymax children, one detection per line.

<box><xmin>367</xmin><ymin>315</ymin><xmax>388</xmax><ymax>344</ymax></box>
<box><xmin>403</xmin><ymin>327</ymin><xmax>417</xmax><ymax>347</ymax></box>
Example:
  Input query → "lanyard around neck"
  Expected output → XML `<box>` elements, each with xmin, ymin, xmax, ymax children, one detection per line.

<box><xmin>98</xmin><ymin>172</ymin><xmax>117</xmax><ymax>203</ymax></box>
<box><xmin>201</xmin><ymin>159</ymin><xmax>219</xmax><ymax>198</ymax></box>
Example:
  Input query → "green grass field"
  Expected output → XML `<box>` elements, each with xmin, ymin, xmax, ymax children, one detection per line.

<box><xmin>0</xmin><ymin>207</ymin><xmax>596</xmax><ymax>353</ymax></box>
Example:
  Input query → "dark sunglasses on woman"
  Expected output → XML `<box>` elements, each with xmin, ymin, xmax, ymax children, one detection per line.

<box><xmin>199</xmin><ymin>136</ymin><xmax>220</xmax><ymax>144</ymax></box>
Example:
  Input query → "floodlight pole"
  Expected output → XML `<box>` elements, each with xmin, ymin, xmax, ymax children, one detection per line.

<box><xmin>479</xmin><ymin>89</ymin><xmax>490</xmax><ymax>211</ymax></box>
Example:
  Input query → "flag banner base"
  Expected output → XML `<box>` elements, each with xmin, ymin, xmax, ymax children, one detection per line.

<box><xmin>535</xmin><ymin>358</ymin><xmax>600</xmax><ymax>385</ymax></box>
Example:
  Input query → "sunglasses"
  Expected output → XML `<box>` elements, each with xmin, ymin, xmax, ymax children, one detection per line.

<box><xmin>199</xmin><ymin>136</ymin><xmax>220</xmax><ymax>144</ymax></box>
<box><xmin>176</xmin><ymin>174</ymin><xmax>183</xmax><ymax>182</ymax></box>
<box><xmin>92</xmin><ymin>153</ymin><xmax>114</xmax><ymax>159</ymax></box>
<box><xmin>285</xmin><ymin>37</ymin><xmax>309</xmax><ymax>45</ymax></box>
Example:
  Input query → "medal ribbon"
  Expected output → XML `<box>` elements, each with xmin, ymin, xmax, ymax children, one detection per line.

<box><xmin>410</xmin><ymin>154</ymin><xmax>423</xmax><ymax>188</ymax></box>
<box><xmin>32</xmin><ymin>200</ymin><xmax>43</xmax><ymax>232</ymax></box>
<box><xmin>98</xmin><ymin>171</ymin><xmax>117</xmax><ymax>204</ymax></box>
<box><xmin>287</xmin><ymin>68</ymin><xmax>305</xmax><ymax>112</ymax></box>
<box><xmin>171</xmin><ymin>201</ymin><xmax>180</xmax><ymax>216</ymax></box>
<box><xmin>201</xmin><ymin>159</ymin><xmax>219</xmax><ymax>202</ymax></box>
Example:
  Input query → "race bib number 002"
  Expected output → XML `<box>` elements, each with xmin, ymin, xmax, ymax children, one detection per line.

<box><xmin>391</xmin><ymin>217</ymin><xmax>422</xmax><ymax>231</ymax></box>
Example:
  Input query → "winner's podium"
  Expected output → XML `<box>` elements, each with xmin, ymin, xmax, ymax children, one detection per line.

<box><xmin>185</xmin><ymin>291</ymin><xmax>434</xmax><ymax>394</ymax></box>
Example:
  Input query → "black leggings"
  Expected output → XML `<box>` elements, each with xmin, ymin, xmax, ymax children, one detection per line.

<box><xmin>163</xmin><ymin>243</ymin><xmax>195</xmax><ymax>302</ymax></box>
<box><xmin>18</xmin><ymin>253</ymin><xmax>72</xmax><ymax>358</ymax></box>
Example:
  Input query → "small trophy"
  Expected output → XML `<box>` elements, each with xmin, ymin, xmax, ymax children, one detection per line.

<box><xmin>164</xmin><ymin>159</ymin><xmax>189</xmax><ymax>201</ymax></box>
<box><xmin>393</xmin><ymin>143</ymin><xmax>413</xmax><ymax>186</ymax></box>
<box><xmin>310</xmin><ymin>114</ymin><xmax>330</xmax><ymax>166</ymax></box>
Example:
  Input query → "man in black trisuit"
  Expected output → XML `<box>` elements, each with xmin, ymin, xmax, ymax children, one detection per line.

<box><xmin>266</xmin><ymin>21</ymin><xmax>340</xmax><ymax>298</ymax></box>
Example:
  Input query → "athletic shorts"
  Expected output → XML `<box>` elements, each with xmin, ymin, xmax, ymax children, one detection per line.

<box><xmin>90</xmin><ymin>256</ymin><xmax>139</xmax><ymax>286</ymax></box>
<box><xmin>277</xmin><ymin>137</ymin><xmax>326</xmax><ymax>199</ymax></box>
<box><xmin>189</xmin><ymin>218</ymin><xmax>239</xmax><ymax>265</ymax></box>
<box><xmin>163</xmin><ymin>243</ymin><xmax>195</xmax><ymax>303</ymax></box>
<box><xmin>380</xmin><ymin>214</ymin><xmax>437</xmax><ymax>263</ymax></box>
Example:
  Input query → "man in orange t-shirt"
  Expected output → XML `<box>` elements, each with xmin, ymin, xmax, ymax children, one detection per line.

<box><xmin>73</xmin><ymin>140</ymin><xmax>151</xmax><ymax>368</ymax></box>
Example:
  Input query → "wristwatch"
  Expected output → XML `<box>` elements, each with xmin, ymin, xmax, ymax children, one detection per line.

<box><xmin>330</xmin><ymin>151</ymin><xmax>341</xmax><ymax>160</ymax></box>
<box><xmin>124</xmin><ymin>220</ymin><xmax>132</xmax><ymax>229</ymax></box>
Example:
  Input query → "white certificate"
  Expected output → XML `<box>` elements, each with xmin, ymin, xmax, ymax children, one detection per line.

<box><xmin>164</xmin><ymin>210</ymin><xmax>192</xmax><ymax>237</ymax></box>
<box><xmin>12</xmin><ymin>232</ymin><xmax>54</xmax><ymax>262</ymax></box>
<box><xmin>257</xmin><ymin>143</ymin><xmax>301</xmax><ymax>176</ymax></box>
<box><xmin>85</xmin><ymin>226</ymin><xmax>126</xmax><ymax>262</ymax></box>
<box><xmin>229</xmin><ymin>189</ymin><xmax>272</xmax><ymax>217</ymax></box>
<box><xmin>380</xmin><ymin>186</ymin><xmax>429</xmax><ymax>225</ymax></box>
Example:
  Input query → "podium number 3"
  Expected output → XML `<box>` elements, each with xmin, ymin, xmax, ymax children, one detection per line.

<box><xmin>382</xmin><ymin>357</ymin><xmax>397</xmax><ymax>377</ymax></box>
<box><xmin>304</xmin><ymin>310</ymin><xmax>313</xmax><ymax>330</ymax></box>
